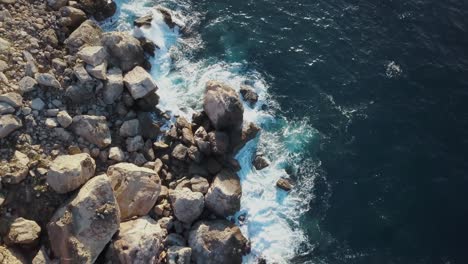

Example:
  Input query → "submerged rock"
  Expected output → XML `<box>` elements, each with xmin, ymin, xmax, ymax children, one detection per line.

<box><xmin>205</xmin><ymin>169</ymin><xmax>241</xmax><ymax>217</ymax></box>
<box><xmin>240</xmin><ymin>85</ymin><xmax>259</xmax><ymax>106</ymax></box>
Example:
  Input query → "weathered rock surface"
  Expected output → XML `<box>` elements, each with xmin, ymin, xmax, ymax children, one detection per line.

<box><xmin>190</xmin><ymin>176</ymin><xmax>209</xmax><ymax>194</ymax></box>
<box><xmin>276</xmin><ymin>178</ymin><xmax>293</xmax><ymax>191</ymax></box>
<box><xmin>188</xmin><ymin>220</ymin><xmax>248</xmax><ymax>264</ymax></box>
<box><xmin>35</xmin><ymin>73</ymin><xmax>61</xmax><ymax>89</ymax></box>
<box><xmin>123</xmin><ymin>66</ymin><xmax>158</xmax><ymax>99</ymax></box>
<box><xmin>6</xmin><ymin>217</ymin><xmax>41</xmax><ymax>245</ymax></box>
<box><xmin>101</xmin><ymin>32</ymin><xmax>145</xmax><ymax>72</ymax></box>
<box><xmin>0</xmin><ymin>102</ymin><xmax>14</xmax><ymax>114</ymax></box>
<box><xmin>57</xmin><ymin>110</ymin><xmax>73</xmax><ymax>128</ymax></box>
<box><xmin>106</xmin><ymin>216</ymin><xmax>165</xmax><ymax>264</ymax></box>
<box><xmin>0</xmin><ymin>92</ymin><xmax>22</xmax><ymax>108</ymax></box>
<box><xmin>0</xmin><ymin>114</ymin><xmax>22</xmax><ymax>139</ymax></box>
<box><xmin>204</xmin><ymin>81</ymin><xmax>244</xmax><ymax>131</ymax></box>
<box><xmin>107</xmin><ymin>163</ymin><xmax>161</xmax><ymax>220</ymax></box>
<box><xmin>47</xmin><ymin>175</ymin><xmax>120</xmax><ymax>264</ymax></box>
<box><xmin>169</xmin><ymin>188</ymin><xmax>204</xmax><ymax>224</ymax></box>
<box><xmin>167</xmin><ymin>246</ymin><xmax>191</xmax><ymax>264</ymax></box>
<box><xmin>71</xmin><ymin>115</ymin><xmax>112</xmax><ymax>148</ymax></box>
<box><xmin>78</xmin><ymin>45</ymin><xmax>107</xmax><ymax>66</ymax></box>
<box><xmin>59</xmin><ymin>6</ymin><xmax>87</xmax><ymax>30</ymax></box>
<box><xmin>0</xmin><ymin>246</ymin><xmax>26</xmax><ymax>264</ymax></box>
<box><xmin>205</xmin><ymin>169</ymin><xmax>241</xmax><ymax>217</ymax></box>
<box><xmin>64</xmin><ymin>20</ymin><xmax>103</xmax><ymax>52</ymax></box>
<box><xmin>47</xmin><ymin>153</ymin><xmax>96</xmax><ymax>194</ymax></box>
<box><xmin>103</xmin><ymin>67</ymin><xmax>124</xmax><ymax>104</ymax></box>
<box><xmin>78</xmin><ymin>0</ymin><xmax>117</xmax><ymax>21</ymax></box>
<box><xmin>18</xmin><ymin>76</ymin><xmax>37</xmax><ymax>93</ymax></box>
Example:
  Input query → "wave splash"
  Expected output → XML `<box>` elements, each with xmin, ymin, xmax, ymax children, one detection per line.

<box><xmin>104</xmin><ymin>1</ymin><xmax>318</xmax><ymax>263</ymax></box>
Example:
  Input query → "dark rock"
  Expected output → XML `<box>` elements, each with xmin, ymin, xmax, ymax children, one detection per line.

<box><xmin>240</xmin><ymin>85</ymin><xmax>259</xmax><ymax>106</ymax></box>
<box><xmin>208</xmin><ymin>131</ymin><xmax>230</xmax><ymax>156</ymax></box>
<box><xmin>253</xmin><ymin>155</ymin><xmax>269</xmax><ymax>170</ymax></box>
<box><xmin>134</xmin><ymin>14</ymin><xmax>152</xmax><ymax>27</ymax></box>
<box><xmin>138</xmin><ymin>112</ymin><xmax>160</xmax><ymax>139</ymax></box>
<box><xmin>276</xmin><ymin>178</ymin><xmax>293</xmax><ymax>191</ymax></box>
<box><xmin>78</xmin><ymin>0</ymin><xmax>117</xmax><ymax>21</ymax></box>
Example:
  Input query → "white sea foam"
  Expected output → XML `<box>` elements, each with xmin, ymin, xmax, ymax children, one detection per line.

<box><xmin>104</xmin><ymin>1</ymin><xmax>317</xmax><ymax>263</ymax></box>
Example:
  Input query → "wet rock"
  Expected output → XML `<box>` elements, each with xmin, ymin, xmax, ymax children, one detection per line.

<box><xmin>6</xmin><ymin>217</ymin><xmax>41</xmax><ymax>245</ymax></box>
<box><xmin>135</xmin><ymin>91</ymin><xmax>159</xmax><ymax>111</ymax></box>
<box><xmin>35</xmin><ymin>73</ymin><xmax>61</xmax><ymax>89</ymax></box>
<box><xmin>78</xmin><ymin>45</ymin><xmax>108</xmax><ymax>66</ymax></box>
<box><xmin>71</xmin><ymin>115</ymin><xmax>112</xmax><ymax>148</ymax></box>
<box><xmin>47</xmin><ymin>153</ymin><xmax>96</xmax><ymax>194</ymax></box>
<box><xmin>233</xmin><ymin>122</ymin><xmax>261</xmax><ymax>154</ymax></box>
<box><xmin>64</xmin><ymin>20</ymin><xmax>103</xmax><ymax>53</ymax></box>
<box><xmin>172</xmin><ymin>144</ymin><xmax>188</xmax><ymax>161</ymax></box>
<box><xmin>204</xmin><ymin>81</ymin><xmax>244</xmax><ymax>131</ymax></box>
<box><xmin>120</xmin><ymin>119</ymin><xmax>140</xmax><ymax>137</ymax></box>
<box><xmin>57</xmin><ymin>110</ymin><xmax>73</xmax><ymax>128</ymax></box>
<box><xmin>101</xmin><ymin>32</ymin><xmax>145</xmax><ymax>72</ymax></box>
<box><xmin>47</xmin><ymin>175</ymin><xmax>120</xmax><ymax>264</ymax></box>
<box><xmin>0</xmin><ymin>92</ymin><xmax>22</xmax><ymax>108</ymax></box>
<box><xmin>253</xmin><ymin>155</ymin><xmax>269</xmax><ymax>170</ymax></box>
<box><xmin>123</xmin><ymin>66</ymin><xmax>158</xmax><ymax>99</ymax></box>
<box><xmin>240</xmin><ymin>85</ymin><xmax>259</xmax><ymax>106</ymax></box>
<box><xmin>276</xmin><ymin>178</ymin><xmax>293</xmax><ymax>191</ymax></box>
<box><xmin>205</xmin><ymin>169</ymin><xmax>241</xmax><ymax>217</ymax></box>
<box><xmin>155</xmin><ymin>6</ymin><xmax>185</xmax><ymax>29</ymax></box>
<box><xmin>18</xmin><ymin>76</ymin><xmax>37</xmax><ymax>93</ymax></box>
<box><xmin>0</xmin><ymin>114</ymin><xmax>22</xmax><ymax>139</ymax></box>
<box><xmin>107</xmin><ymin>163</ymin><xmax>161</xmax><ymax>220</ymax></box>
<box><xmin>167</xmin><ymin>246</ymin><xmax>191</xmax><ymax>264</ymax></box>
<box><xmin>169</xmin><ymin>188</ymin><xmax>204</xmax><ymax>224</ymax></box>
<box><xmin>208</xmin><ymin>131</ymin><xmax>230</xmax><ymax>156</ymax></box>
<box><xmin>188</xmin><ymin>220</ymin><xmax>248</xmax><ymax>264</ymax></box>
<box><xmin>106</xmin><ymin>216</ymin><xmax>165</xmax><ymax>264</ymax></box>
<box><xmin>134</xmin><ymin>14</ymin><xmax>152</xmax><ymax>27</ymax></box>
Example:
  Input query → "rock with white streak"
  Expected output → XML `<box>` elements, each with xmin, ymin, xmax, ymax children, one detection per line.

<box><xmin>123</xmin><ymin>66</ymin><xmax>158</xmax><ymax>99</ymax></box>
<box><xmin>47</xmin><ymin>153</ymin><xmax>96</xmax><ymax>193</ymax></box>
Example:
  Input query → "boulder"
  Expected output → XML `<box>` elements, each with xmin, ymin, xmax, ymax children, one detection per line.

<box><xmin>233</xmin><ymin>122</ymin><xmax>261</xmax><ymax>154</ymax></box>
<box><xmin>86</xmin><ymin>62</ymin><xmax>107</xmax><ymax>80</ymax></box>
<box><xmin>47</xmin><ymin>175</ymin><xmax>120</xmax><ymax>264</ymax></box>
<box><xmin>0</xmin><ymin>246</ymin><xmax>27</xmax><ymax>264</ymax></box>
<box><xmin>119</xmin><ymin>119</ymin><xmax>140</xmax><ymax>137</ymax></box>
<box><xmin>253</xmin><ymin>155</ymin><xmax>269</xmax><ymax>170</ymax></box>
<box><xmin>109</xmin><ymin>147</ymin><xmax>125</xmax><ymax>162</ymax></box>
<box><xmin>203</xmin><ymin>81</ymin><xmax>244</xmax><ymax>131</ymax></box>
<box><xmin>18</xmin><ymin>76</ymin><xmax>37</xmax><ymax>93</ymax></box>
<box><xmin>0</xmin><ymin>92</ymin><xmax>22</xmax><ymax>108</ymax></box>
<box><xmin>57</xmin><ymin>110</ymin><xmax>73</xmax><ymax>128</ymax></box>
<box><xmin>103</xmin><ymin>67</ymin><xmax>124</xmax><ymax>104</ymax></box>
<box><xmin>6</xmin><ymin>217</ymin><xmax>41</xmax><ymax>245</ymax></box>
<box><xmin>138</xmin><ymin>111</ymin><xmax>160</xmax><ymax>139</ymax></box>
<box><xmin>155</xmin><ymin>6</ymin><xmax>185</xmax><ymax>29</ymax></box>
<box><xmin>207</xmin><ymin>131</ymin><xmax>230</xmax><ymax>156</ymax></box>
<box><xmin>190</xmin><ymin>176</ymin><xmax>209</xmax><ymax>194</ymax></box>
<box><xmin>123</xmin><ymin>66</ymin><xmax>158</xmax><ymax>99</ymax></box>
<box><xmin>64</xmin><ymin>20</ymin><xmax>103</xmax><ymax>53</ymax></box>
<box><xmin>47</xmin><ymin>153</ymin><xmax>96</xmax><ymax>194</ymax></box>
<box><xmin>71</xmin><ymin>115</ymin><xmax>112</xmax><ymax>148</ymax></box>
<box><xmin>105</xmin><ymin>216</ymin><xmax>165</xmax><ymax>264</ymax></box>
<box><xmin>0</xmin><ymin>114</ymin><xmax>22</xmax><ymax>139</ymax></box>
<box><xmin>240</xmin><ymin>85</ymin><xmax>258</xmax><ymax>106</ymax></box>
<box><xmin>35</xmin><ymin>73</ymin><xmax>61</xmax><ymax>89</ymax></box>
<box><xmin>31</xmin><ymin>98</ymin><xmax>45</xmax><ymax>111</ymax></box>
<box><xmin>101</xmin><ymin>32</ymin><xmax>145</xmax><ymax>72</ymax></box>
<box><xmin>169</xmin><ymin>188</ymin><xmax>204</xmax><ymax>224</ymax></box>
<box><xmin>107</xmin><ymin>163</ymin><xmax>161</xmax><ymax>220</ymax></box>
<box><xmin>65</xmin><ymin>84</ymin><xmax>95</xmax><ymax>104</ymax></box>
<box><xmin>167</xmin><ymin>246</ymin><xmax>191</xmax><ymax>264</ymax></box>
<box><xmin>59</xmin><ymin>6</ymin><xmax>87</xmax><ymax>30</ymax></box>
<box><xmin>172</xmin><ymin>144</ymin><xmax>187</xmax><ymax>161</ymax></box>
<box><xmin>126</xmin><ymin>135</ymin><xmax>144</xmax><ymax>152</ymax></box>
<box><xmin>73</xmin><ymin>63</ymin><xmax>94</xmax><ymax>84</ymax></box>
<box><xmin>205</xmin><ymin>169</ymin><xmax>241</xmax><ymax>217</ymax></box>
<box><xmin>188</xmin><ymin>220</ymin><xmax>248</xmax><ymax>264</ymax></box>
<box><xmin>77</xmin><ymin>0</ymin><xmax>116</xmax><ymax>21</ymax></box>
<box><xmin>276</xmin><ymin>178</ymin><xmax>292</xmax><ymax>191</ymax></box>
<box><xmin>134</xmin><ymin>14</ymin><xmax>152</xmax><ymax>27</ymax></box>
<box><xmin>78</xmin><ymin>45</ymin><xmax>107</xmax><ymax>66</ymax></box>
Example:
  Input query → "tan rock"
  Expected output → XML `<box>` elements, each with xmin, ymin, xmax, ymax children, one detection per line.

<box><xmin>47</xmin><ymin>153</ymin><xmax>96</xmax><ymax>194</ymax></box>
<box><xmin>7</xmin><ymin>217</ymin><xmax>41</xmax><ymax>245</ymax></box>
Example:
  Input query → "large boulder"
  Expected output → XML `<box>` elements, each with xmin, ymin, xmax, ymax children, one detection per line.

<box><xmin>77</xmin><ymin>45</ymin><xmax>107</xmax><ymax>66</ymax></box>
<box><xmin>64</xmin><ymin>20</ymin><xmax>103</xmax><ymax>53</ymax></box>
<box><xmin>123</xmin><ymin>66</ymin><xmax>158</xmax><ymax>99</ymax></box>
<box><xmin>188</xmin><ymin>220</ymin><xmax>248</xmax><ymax>264</ymax></box>
<box><xmin>101</xmin><ymin>32</ymin><xmax>145</xmax><ymax>72</ymax></box>
<box><xmin>71</xmin><ymin>115</ymin><xmax>112</xmax><ymax>148</ymax></box>
<box><xmin>78</xmin><ymin>0</ymin><xmax>116</xmax><ymax>21</ymax></box>
<box><xmin>47</xmin><ymin>175</ymin><xmax>120</xmax><ymax>264</ymax></box>
<box><xmin>167</xmin><ymin>246</ymin><xmax>191</xmax><ymax>264</ymax></box>
<box><xmin>205</xmin><ymin>169</ymin><xmax>241</xmax><ymax>217</ymax></box>
<box><xmin>203</xmin><ymin>81</ymin><xmax>244</xmax><ymax>131</ymax></box>
<box><xmin>107</xmin><ymin>163</ymin><xmax>161</xmax><ymax>220</ymax></box>
<box><xmin>47</xmin><ymin>153</ymin><xmax>96</xmax><ymax>194</ymax></box>
<box><xmin>169</xmin><ymin>188</ymin><xmax>204</xmax><ymax>224</ymax></box>
<box><xmin>105</xmin><ymin>216</ymin><xmax>165</xmax><ymax>263</ymax></box>
<box><xmin>0</xmin><ymin>114</ymin><xmax>22</xmax><ymax>139</ymax></box>
<box><xmin>6</xmin><ymin>218</ymin><xmax>41</xmax><ymax>245</ymax></box>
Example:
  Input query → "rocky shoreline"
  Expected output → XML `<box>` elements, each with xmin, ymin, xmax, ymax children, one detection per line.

<box><xmin>0</xmin><ymin>0</ymin><xmax>292</xmax><ymax>263</ymax></box>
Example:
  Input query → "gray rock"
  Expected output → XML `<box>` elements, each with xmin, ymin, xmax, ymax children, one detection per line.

<box><xmin>47</xmin><ymin>174</ymin><xmax>120</xmax><ymax>264</ymax></box>
<box><xmin>167</xmin><ymin>246</ymin><xmax>191</xmax><ymax>264</ymax></box>
<box><xmin>71</xmin><ymin>115</ymin><xmax>112</xmax><ymax>148</ymax></box>
<box><xmin>126</xmin><ymin>135</ymin><xmax>144</xmax><ymax>152</ymax></box>
<box><xmin>78</xmin><ymin>46</ymin><xmax>107</xmax><ymax>66</ymax></box>
<box><xmin>105</xmin><ymin>217</ymin><xmax>165</xmax><ymax>264</ymax></box>
<box><xmin>57</xmin><ymin>110</ymin><xmax>73</xmax><ymax>128</ymax></box>
<box><xmin>74</xmin><ymin>63</ymin><xmax>93</xmax><ymax>83</ymax></box>
<box><xmin>64</xmin><ymin>20</ymin><xmax>103</xmax><ymax>53</ymax></box>
<box><xmin>6</xmin><ymin>218</ymin><xmax>41</xmax><ymax>245</ymax></box>
<box><xmin>0</xmin><ymin>114</ymin><xmax>22</xmax><ymax>139</ymax></box>
<box><xmin>18</xmin><ymin>76</ymin><xmax>37</xmax><ymax>93</ymax></box>
<box><xmin>103</xmin><ymin>67</ymin><xmax>123</xmax><ymax>104</ymax></box>
<box><xmin>119</xmin><ymin>119</ymin><xmax>140</xmax><ymax>137</ymax></box>
<box><xmin>190</xmin><ymin>176</ymin><xmax>209</xmax><ymax>194</ymax></box>
<box><xmin>47</xmin><ymin>153</ymin><xmax>96</xmax><ymax>194</ymax></box>
<box><xmin>101</xmin><ymin>32</ymin><xmax>145</xmax><ymax>72</ymax></box>
<box><xmin>35</xmin><ymin>73</ymin><xmax>61</xmax><ymax>89</ymax></box>
<box><xmin>0</xmin><ymin>92</ymin><xmax>22</xmax><ymax>108</ymax></box>
<box><xmin>205</xmin><ymin>169</ymin><xmax>241</xmax><ymax>217</ymax></box>
<box><xmin>253</xmin><ymin>155</ymin><xmax>269</xmax><ymax>170</ymax></box>
<box><xmin>23</xmin><ymin>51</ymin><xmax>39</xmax><ymax>77</ymax></box>
<box><xmin>0</xmin><ymin>102</ymin><xmax>14</xmax><ymax>114</ymax></box>
<box><xmin>138</xmin><ymin>111</ymin><xmax>160</xmax><ymax>139</ymax></box>
<box><xmin>276</xmin><ymin>178</ymin><xmax>293</xmax><ymax>191</ymax></box>
<box><xmin>86</xmin><ymin>62</ymin><xmax>107</xmax><ymax>80</ymax></box>
<box><xmin>208</xmin><ymin>131</ymin><xmax>230</xmax><ymax>156</ymax></box>
<box><xmin>123</xmin><ymin>66</ymin><xmax>158</xmax><ymax>99</ymax></box>
<box><xmin>169</xmin><ymin>188</ymin><xmax>204</xmax><ymax>224</ymax></box>
<box><xmin>107</xmin><ymin>163</ymin><xmax>161</xmax><ymax>220</ymax></box>
<box><xmin>31</xmin><ymin>98</ymin><xmax>45</xmax><ymax>111</ymax></box>
<box><xmin>172</xmin><ymin>144</ymin><xmax>187</xmax><ymax>160</ymax></box>
<box><xmin>0</xmin><ymin>37</ymin><xmax>11</xmax><ymax>52</ymax></box>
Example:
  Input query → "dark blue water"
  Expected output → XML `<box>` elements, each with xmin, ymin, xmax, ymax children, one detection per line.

<box><xmin>188</xmin><ymin>0</ymin><xmax>468</xmax><ymax>263</ymax></box>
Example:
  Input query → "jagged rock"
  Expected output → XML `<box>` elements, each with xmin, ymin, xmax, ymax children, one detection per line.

<box><xmin>169</xmin><ymin>188</ymin><xmax>204</xmax><ymax>224</ymax></box>
<box><xmin>47</xmin><ymin>153</ymin><xmax>96</xmax><ymax>194</ymax></box>
<box><xmin>71</xmin><ymin>115</ymin><xmax>111</xmax><ymax>148</ymax></box>
<box><xmin>154</xmin><ymin>141</ymin><xmax>169</xmax><ymax>151</ymax></box>
<box><xmin>77</xmin><ymin>0</ymin><xmax>116</xmax><ymax>21</ymax></box>
<box><xmin>74</xmin><ymin>63</ymin><xmax>94</xmax><ymax>83</ymax></box>
<box><xmin>233</xmin><ymin>122</ymin><xmax>261</xmax><ymax>154</ymax></box>
<box><xmin>208</xmin><ymin>131</ymin><xmax>230</xmax><ymax>156</ymax></box>
<box><xmin>240</xmin><ymin>85</ymin><xmax>259</xmax><ymax>106</ymax></box>
<box><xmin>120</xmin><ymin>119</ymin><xmax>140</xmax><ymax>137</ymax></box>
<box><xmin>78</xmin><ymin>46</ymin><xmax>108</xmax><ymax>66</ymax></box>
<box><xmin>59</xmin><ymin>6</ymin><xmax>87</xmax><ymax>30</ymax></box>
<box><xmin>106</xmin><ymin>216</ymin><xmax>165</xmax><ymax>263</ymax></box>
<box><xmin>205</xmin><ymin>169</ymin><xmax>241</xmax><ymax>217</ymax></box>
<box><xmin>0</xmin><ymin>92</ymin><xmax>22</xmax><ymax>108</ymax></box>
<box><xmin>123</xmin><ymin>66</ymin><xmax>158</xmax><ymax>99</ymax></box>
<box><xmin>31</xmin><ymin>98</ymin><xmax>45</xmax><ymax>110</ymax></box>
<box><xmin>35</xmin><ymin>73</ymin><xmax>61</xmax><ymax>89</ymax></box>
<box><xmin>0</xmin><ymin>102</ymin><xmax>14</xmax><ymax>114</ymax></box>
<box><xmin>86</xmin><ymin>62</ymin><xmax>107</xmax><ymax>80</ymax></box>
<box><xmin>0</xmin><ymin>114</ymin><xmax>22</xmax><ymax>139</ymax></box>
<box><xmin>172</xmin><ymin>144</ymin><xmax>187</xmax><ymax>160</ymax></box>
<box><xmin>134</xmin><ymin>14</ymin><xmax>152</xmax><ymax>27</ymax></box>
<box><xmin>47</xmin><ymin>175</ymin><xmax>120</xmax><ymax>264</ymax></box>
<box><xmin>167</xmin><ymin>246</ymin><xmax>191</xmax><ymax>264</ymax></box>
<box><xmin>181</xmin><ymin>127</ymin><xmax>194</xmax><ymax>145</ymax></box>
<box><xmin>276</xmin><ymin>178</ymin><xmax>292</xmax><ymax>191</ymax></box>
<box><xmin>6</xmin><ymin>217</ymin><xmax>41</xmax><ymax>245</ymax></box>
<box><xmin>253</xmin><ymin>155</ymin><xmax>269</xmax><ymax>170</ymax></box>
<box><xmin>1</xmin><ymin>151</ymin><xmax>29</xmax><ymax>184</ymax></box>
<box><xmin>188</xmin><ymin>220</ymin><xmax>248</xmax><ymax>264</ymax></box>
<box><xmin>0</xmin><ymin>246</ymin><xmax>27</xmax><ymax>264</ymax></box>
<box><xmin>101</xmin><ymin>32</ymin><xmax>145</xmax><ymax>72</ymax></box>
<box><xmin>155</xmin><ymin>6</ymin><xmax>185</xmax><ymax>29</ymax></box>
<box><xmin>138</xmin><ymin>111</ymin><xmax>160</xmax><ymax>139</ymax></box>
<box><xmin>64</xmin><ymin>20</ymin><xmax>103</xmax><ymax>53</ymax></box>
<box><xmin>187</xmin><ymin>145</ymin><xmax>202</xmax><ymax>163</ymax></box>
<box><xmin>47</xmin><ymin>0</ymin><xmax>68</xmax><ymax>10</ymax></box>
<box><xmin>190</xmin><ymin>176</ymin><xmax>209</xmax><ymax>194</ymax></box>
<box><xmin>107</xmin><ymin>163</ymin><xmax>161</xmax><ymax>220</ymax></box>
<box><xmin>165</xmin><ymin>233</ymin><xmax>186</xmax><ymax>247</ymax></box>
<box><xmin>103</xmin><ymin>67</ymin><xmax>123</xmax><ymax>104</ymax></box>
<box><xmin>109</xmin><ymin>147</ymin><xmax>125</xmax><ymax>162</ymax></box>
<box><xmin>57</xmin><ymin>110</ymin><xmax>73</xmax><ymax>128</ymax></box>
<box><xmin>126</xmin><ymin>135</ymin><xmax>144</xmax><ymax>152</ymax></box>
<box><xmin>18</xmin><ymin>76</ymin><xmax>37</xmax><ymax>93</ymax></box>
<box><xmin>203</xmin><ymin>81</ymin><xmax>244</xmax><ymax>131</ymax></box>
